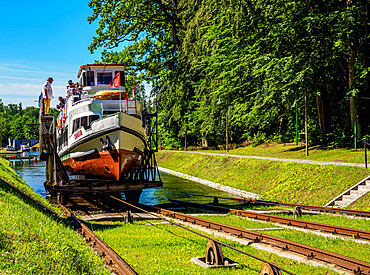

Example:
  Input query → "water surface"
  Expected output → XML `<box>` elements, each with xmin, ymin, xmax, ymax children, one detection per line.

<box><xmin>12</xmin><ymin>155</ymin><xmax>233</xmax><ymax>205</ymax></box>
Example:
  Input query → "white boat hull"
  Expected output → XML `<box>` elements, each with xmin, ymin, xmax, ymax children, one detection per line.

<box><xmin>58</xmin><ymin>112</ymin><xmax>146</xmax><ymax>180</ymax></box>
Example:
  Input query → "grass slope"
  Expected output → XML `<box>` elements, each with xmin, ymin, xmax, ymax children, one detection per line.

<box><xmin>200</xmin><ymin>143</ymin><xmax>366</xmax><ymax>163</ymax></box>
<box><xmin>0</xmin><ymin>158</ymin><xmax>109</xmax><ymax>275</ymax></box>
<box><xmin>156</xmin><ymin>151</ymin><xmax>369</xmax><ymax>209</ymax></box>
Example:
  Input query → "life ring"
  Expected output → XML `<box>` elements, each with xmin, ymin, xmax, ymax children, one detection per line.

<box><xmin>94</xmin><ymin>90</ymin><xmax>126</xmax><ymax>100</ymax></box>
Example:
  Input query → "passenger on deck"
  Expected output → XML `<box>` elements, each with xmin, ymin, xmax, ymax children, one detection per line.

<box><xmin>66</xmin><ymin>80</ymin><xmax>75</xmax><ymax>97</ymax></box>
<box><xmin>75</xmin><ymin>82</ymin><xmax>82</xmax><ymax>92</ymax></box>
<box><xmin>56</xmin><ymin>96</ymin><xmax>65</xmax><ymax>110</ymax></box>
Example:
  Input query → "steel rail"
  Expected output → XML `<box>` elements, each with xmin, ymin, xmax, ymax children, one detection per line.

<box><xmin>108</xmin><ymin>195</ymin><xmax>295</xmax><ymax>275</ymax></box>
<box><xmin>62</xmin><ymin>206</ymin><xmax>137</xmax><ymax>275</ymax></box>
<box><xmin>169</xmin><ymin>199</ymin><xmax>370</xmax><ymax>241</ymax></box>
<box><xmin>153</xmin><ymin>205</ymin><xmax>370</xmax><ymax>274</ymax></box>
<box><xmin>231</xmin><ymin>197</ymin><xmax>370</xmax><ymax>217</ymax></box>
<box><xmin>177</xmin><ymin>192</ymin><xmax>370</xmax><ymax>217</ymax></box>
<box><xmin>0</xmin><ymin>178</ymin><xmax>136</xmax><ymax>275</ymax></box>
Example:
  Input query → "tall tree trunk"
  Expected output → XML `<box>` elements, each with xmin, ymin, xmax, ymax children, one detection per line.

<box><xmin>201</xmin><ymin>132</ymin><xmax>208</xmax><ymax>148</ymax></box>
<box><xmin>349</xmin><ymin>49</ymin><xmax>356</xmax><ymax>131</ymax></box>
<box><xmin>348</xmin><ymin>0</ymin><xmax>360</xmax><ymax>142</ymax></box>
<box><xmin>316</xmin><ymin>96</ymin><xmax>325</xmax><ymax>134</ymax></box>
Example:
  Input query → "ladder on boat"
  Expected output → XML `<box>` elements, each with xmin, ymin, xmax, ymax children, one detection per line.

<box><xmin>39</xmin><ymin>114</ymin><xmax>70</xmax><ymax>202</ymax></box>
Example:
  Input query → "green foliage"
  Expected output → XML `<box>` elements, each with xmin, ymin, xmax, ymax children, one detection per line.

<box><xmin>88</xmin><ymin>0</ymin><xmax>370</xmax><ymax>148</ymax></box>
<box><xmin>0</xmin><ymin>99</ymin><xmax>40</xmax><ymax>143</ymax></box>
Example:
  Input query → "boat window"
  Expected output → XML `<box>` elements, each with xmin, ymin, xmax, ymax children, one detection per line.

<box><xmin>97</xmin><ymin>72</ymin><xmax>113</xmax><ymax>85</ymax></box>
<box><xmin>83</xmin><ymin>71</ymin><xmax>95</xmax><ymax>86</ymax></box>
<box><xmin>73</xmin><ymin>118</ymin><xmax>81</xmax><ymax>133</ymax></box>
<box><xmin>89</xmin><ymin>115</ymin><xmax>100</xmax><ymax>124</ymax></box>
<box><xmin>58</xmin><ymin>127</ymin><xmax>68</xmax><ymax>150</ymax></box>
<box><xmin>80</xmin><ymin>116</ymin><xmax>88</xmax><ymax>129</ymax></box>
<box><xmin>81</xmin><ymin>115</ymin><xmax>100</xmax><ymax>130</ymax></box>
<box><xmin>63</xmin><ymin>127</ymin><xmax>68</xmax><ymax>147</ymax></box>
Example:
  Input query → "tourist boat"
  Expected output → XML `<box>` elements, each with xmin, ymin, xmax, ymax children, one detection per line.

<box><xmin>20</xmin><ymin>142</ymin><xmax>30</xmax><ymax>152</ymax></box>
<box><xmin>56</xmin><ymin>64</ymin><xmax>146</xmax><ymax>181</ymax></box>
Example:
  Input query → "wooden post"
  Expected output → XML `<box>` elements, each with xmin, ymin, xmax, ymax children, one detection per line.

<box><xmin>296</xmin><ymin>105</ymin><xmax>298</xmax><ymax>145</ymax></box>
<box><xmin>305</xmin><ymin>90</ymin><xmax>309</xmax><ymax>156</ymax></box>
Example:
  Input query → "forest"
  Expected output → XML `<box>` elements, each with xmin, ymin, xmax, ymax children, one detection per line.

<box><xmin>87</xmin><ymin>0</ymin><xmax>369</xmax><ymax>149</ymax></box>
<box><xmin>0</xmin><ymin>100</ymin><xmax>58</xmax><ymax>145</ymax></box>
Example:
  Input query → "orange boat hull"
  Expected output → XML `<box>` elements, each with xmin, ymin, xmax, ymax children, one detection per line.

<box><xmin>62</xmin><ymin>149</ymin><xmax>142</xmax><ymax>180</ymax></box>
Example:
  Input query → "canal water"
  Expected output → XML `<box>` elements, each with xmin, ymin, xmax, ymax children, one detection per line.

<box><xmin>12</xmin><ymin>153</ymin><xmax>233</xmax><ymax>205</ymax></box>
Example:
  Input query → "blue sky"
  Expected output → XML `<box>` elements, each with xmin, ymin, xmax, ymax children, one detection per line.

<box><xmin>0</xmin><ymin>0</ymin><xmax>108</xmax><ymax>107</ymax></box>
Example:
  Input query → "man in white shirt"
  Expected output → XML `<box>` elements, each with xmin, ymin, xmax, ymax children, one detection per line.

<box><xmin>42</xmin><ymin>77</ymin><xmax>54</xmax><ymax>114</ymax></box>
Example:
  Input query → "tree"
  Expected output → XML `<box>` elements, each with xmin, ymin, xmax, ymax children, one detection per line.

<box><xmin>88</xmin><ymin>0</ymin><xmax>370</xmax><ymax>148</ymax></box>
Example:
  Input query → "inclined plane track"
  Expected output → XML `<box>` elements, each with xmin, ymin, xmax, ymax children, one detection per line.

<box><xmin>104</xmin><ymin>195</ymin><xmax>370</xmax><ymax>275</ymax></box>
<box><xmin>4</xmin><ymin>177</ymin><xmax>369</xmax><ymax>274</ymax></box>
<box><xmin>168</xmin><ymin>199</ymin><xmax>370</xmax><ymax>241</ymax></box>
<box><xmin>64</xmin><ymin>192</ymin><xmax>370</xmax><ymax>274</ymax></box>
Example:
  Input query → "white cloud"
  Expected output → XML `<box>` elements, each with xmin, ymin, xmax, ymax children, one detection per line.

<box><xmin>0</xmin><ymin>75</ymin><xmax>40</xmax><ymax>81</ymax></box>
<box><xmin>0</xmin><ymin>66</ymin><xmax>72</xmax><ymax>77</ymax></box>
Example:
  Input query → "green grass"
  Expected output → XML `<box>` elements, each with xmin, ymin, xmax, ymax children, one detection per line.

<box><xmin>156</xmin><ymin>151</ymin><xmax>368</xmax><ymax>207</ymax></box>
<box><xmin>267</xmin><ymin>212</ymin><xmax>370</xmax><ymax>231</ymax></box>
<box><xmin>0</xmin><ymin>183</ymin><xmax>109</xmax><ymax>274</ymax></box>
<box><xmin>0</xmin><ymin>157</ymin><xmax>63</xmax><ymax>215</ymax></box>
<box><xmin>196</xmin><ymin>143</ymin><xmax>366</xmax><ymax>163</ymax></box>
<box><xmin>193</xmin><ymin>214</ymin><xmax>370</xmax><ymax>262</ymax></box>
<box><xmin>349</xmin><ymin>193</ymin><xmax>370</xmax><ymax>211</ymax></box>
<box><xmin>0</xmin><ymin>157</ymin><xmax>110</xmax><ymax>274</ymax></box>
<box><xmin>88</xmin><ymin>220</ymin><xmax>339</xmax><ymax>275</ymax></box>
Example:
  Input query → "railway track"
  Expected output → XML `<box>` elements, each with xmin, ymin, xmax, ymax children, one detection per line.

<box><xmin>0</xmin><ymin>178</ymin><xmax>136</xmax><ymax>275</ymax></box>
<box><xmin>60</xmin><ymin>205</ymin><xmax>136</xmax><ymax>275</ymax></box>
<box><xmin>3</xmin><ymin>176</ymin><xmax>369</xmax><ymax>274</ymax></box>
<box><xmin>106</xmin><ymin>195</ymin><xmax>295</xmax><ymax>275</ymax></box>
<box><xmin>108</xmin><ymin>196</ymin><xmax>370</xmax><ymax>274</ymax></box>
<box><xmin>229</xmin><ymin>196</ymin><xmax>370</xmax><ymax>217</ymax></box>
<box><xmin>154</xmin><ymin>205</ymin><xmax>370</xmax><ymax>274</ymax></box>
<box><xmin>169</xmin><ymin>199</ymin><xmax>370</xmax><ymax>241</ymax></box>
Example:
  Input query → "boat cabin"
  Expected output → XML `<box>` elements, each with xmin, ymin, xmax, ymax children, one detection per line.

<box><xmin>57</xmin><ymin>64</ymin><xmax>143</xmax><ymax>149</ymax></box>
<box><xmin>77</xmin><ymin>64</ymin><xmax>126</xmax><ymax>91</ymax></box>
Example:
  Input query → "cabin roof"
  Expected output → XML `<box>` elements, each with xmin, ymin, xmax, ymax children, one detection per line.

<box><xmin>77</xmin><ymin>64</ymin><xmax>126</xmax><ymax>78</ymax></box>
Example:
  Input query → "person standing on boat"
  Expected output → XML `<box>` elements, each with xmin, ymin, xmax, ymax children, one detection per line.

<box><xmin>42</xmin><ymin>77</ymin><xmax>54</xmax><ymax>114</ymax></box>
<box><xmin>56</xmin><ymin>96</ymin><xmax>65</xmax><ymax>110</ymax></box>
<box><xmin>66</xmin><ymin>80</ymin><xmax>75</xmax><ymax>97</ymax></box>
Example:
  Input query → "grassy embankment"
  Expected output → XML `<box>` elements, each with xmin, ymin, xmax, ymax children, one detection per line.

<box><xmin>156</xmin><ymin>144</ymin><xmax>370</xmax><ymax>210</ymax></box>
<box><xmin>0</xmin><ymin>157</ymin><xmax>109</xmax><ymax>274</ymax></box>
